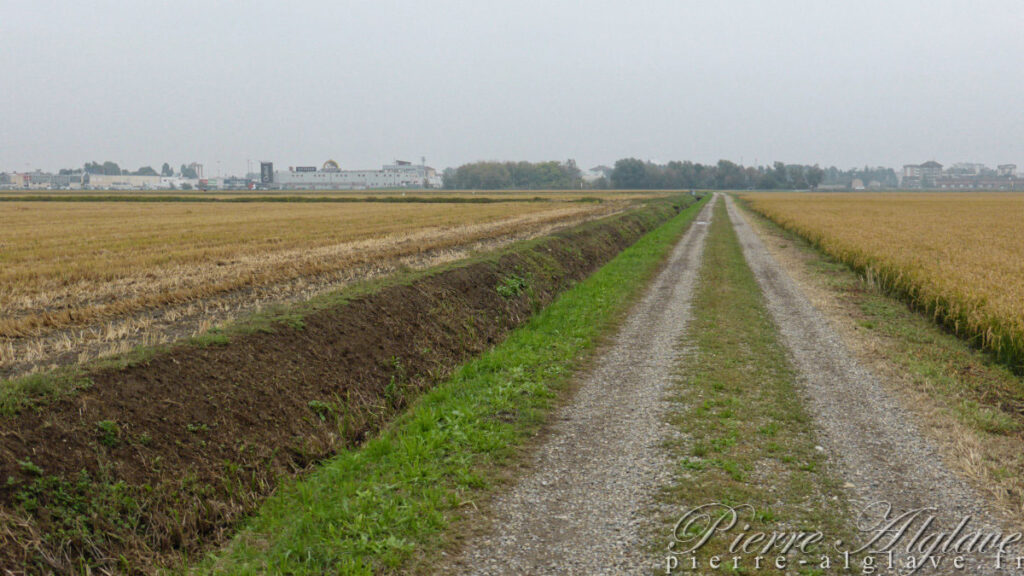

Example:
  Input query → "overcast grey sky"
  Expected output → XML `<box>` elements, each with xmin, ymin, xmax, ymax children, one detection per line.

<box><xmin>3</xmin><ymin>0</ymin><xmax>1023</xmax><ymax>175</ymax></box>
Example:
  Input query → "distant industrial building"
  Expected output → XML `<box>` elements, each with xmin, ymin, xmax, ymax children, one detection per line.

<box><xmin>84</xmin><ymin>174</ymin><xmax>164</xmax><ymax>190</ymax></box>
<box><xmin>1</xmin><ymin>158</ymin><xmax>444</xmax><ymax>191</ymax></box>
<box><xmin>0</xmin><ymin>171</ymin><xmax>86</xmax><ymax>189</ymax></box>
<box><xmin>269</xmin><ymin>160</ymin><xmax>443</xmax><ymax>190</ymax></box>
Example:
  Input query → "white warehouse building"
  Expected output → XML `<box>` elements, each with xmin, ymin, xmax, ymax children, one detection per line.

<box><xmin>272</xmin><ymin>160</ymin><xmax>442</xmax><ymax>190</ymax></box>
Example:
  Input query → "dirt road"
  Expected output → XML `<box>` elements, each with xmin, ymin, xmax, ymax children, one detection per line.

<box><xmin>445</xmin><ymin>197</ymin><xmax>715</xmax><ymax>575</ymax></box>
<box><xmin>442</xmin><ymin>195</ymin><xmax>1015</xmax><ymax>575</ymax></box>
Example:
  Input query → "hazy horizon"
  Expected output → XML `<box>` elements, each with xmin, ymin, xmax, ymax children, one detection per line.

<box><xmin>3</xmin><ymin>1</ymin><xmax>1024</xmax><ymax>175</ymax></box>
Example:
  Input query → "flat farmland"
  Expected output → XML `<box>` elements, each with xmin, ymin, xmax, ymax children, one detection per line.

<box><xmin>0</xmin><ymin>189</ymin><xmax>660</xmax><ymax>201</ymax></box>
<box><xmin>742</xmin><ymin>192</ymin><xmax>1024</xmax><ymax>368</ymax></box>
<box><xmin>0</xmin><ymin>196</ymin><xmax>630</xmax><ymax>377</ymax></box>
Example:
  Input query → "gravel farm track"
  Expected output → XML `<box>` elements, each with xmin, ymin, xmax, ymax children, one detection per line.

<box><xmin>444</xmin><ymin>194</ymin><xmax>714</xmax><ymax>575</ymax></box>
<box><xmin>442</xmin><ymin>194</ymin><xmax>1016</xmax><ymax>575</ymax></box>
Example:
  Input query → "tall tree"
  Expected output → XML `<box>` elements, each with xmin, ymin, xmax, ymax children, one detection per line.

<box><xmin>806</xmin><ymin>165</ymin><xmax>824</xmax><ymax>189</ymax></box>
<box><xmin>610</xmin><ymin>158</ymin><xmax>649</xmax><ymax>189</ymax></box>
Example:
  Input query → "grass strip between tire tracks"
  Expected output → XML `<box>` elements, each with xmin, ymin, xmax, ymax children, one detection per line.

<box><xmin>654</xmin><ymin>198</ymin><xmax>849</xmax><ymax>576</ymax></box>
<box><xmin>189</xmin><ymin>197</ymin><xmax>711</xmax><ymax>574</ymax></box>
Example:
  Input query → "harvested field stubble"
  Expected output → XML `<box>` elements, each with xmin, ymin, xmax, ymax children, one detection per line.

<box><xmin>0</xmin><ymin>199</ymin><xmax>626</xmax><ymax>377</ymax></box>
<box><xmin>743</xmin><ymin>192</ymin><xmax>1024</xmax><ymax>369</ymax></box>
<box><xmin>0</xmin><ymin>201</ymin><xmax>613</xmax><ymax>335</ymax></box>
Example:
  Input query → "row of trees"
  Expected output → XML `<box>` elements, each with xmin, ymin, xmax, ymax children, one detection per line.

<box><xmin>442</xmin><ymin>160</ymin><xmax>582</xmax><ymax>190</ymax></box>
<box><xmin>79</xmin><ymin>162</ymin><xmax>200</xmax><ymax>178</ymax></box>
<box><xmin>821</xmin><ymin>165</ymin><xmax>899</xmax><ymax>188</ymax></box>
<box><xmin>440</xmin><ymin>158</ymin><xmax>897</xmax><ymax>190</ymax></box>
<box><xmin>608</xmin><ymin>159</ymin><xmax>899</xmax><ymax>190</ymax></box>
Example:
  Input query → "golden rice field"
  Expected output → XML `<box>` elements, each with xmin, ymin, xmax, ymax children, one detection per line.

<box><xmin>742</xmin><ymin>192</ymin><xmax>1024</xmax><ymax>368</ymax></box>
<box><xmin>0</xmin><ymin>196</ymin><xmax>629</xmax><ymax>376</ymax></box>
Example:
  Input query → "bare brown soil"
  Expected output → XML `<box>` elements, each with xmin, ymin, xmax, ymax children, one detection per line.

<box><xmin>0</xmin><ymin>198</ymin><xmax>685</xmax><ymax>575</ymax></box>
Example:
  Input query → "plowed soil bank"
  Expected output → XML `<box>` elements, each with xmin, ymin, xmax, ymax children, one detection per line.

<box><xmin>0</xmin><ymin>196</ymin><xmax>690</xmax><ymax>574</ymax></box>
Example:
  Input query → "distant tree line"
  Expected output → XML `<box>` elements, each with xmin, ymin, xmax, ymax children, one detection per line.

<box><xmin>610</xmin><ymin>159</ymin><xmax>899</xmax><ymax>190</ymax></box>
<box><xmin>442</xmin><ymin>160</ymin><xmax>582</xmax><ymax>190</ymax></box>
<box><xmin>441</xmin><ymin>158</ymin><xmax>898</xmax><ymax>190</ymax></box>
<box><xmin>77</xmin><ymin>161</ymin><xmax>200</xmax><ymax>178</ymax></box>
<box><xmin>821</xmin><ymin>165</ymin><xmax>899</xmax><ymax>188</ymax></box>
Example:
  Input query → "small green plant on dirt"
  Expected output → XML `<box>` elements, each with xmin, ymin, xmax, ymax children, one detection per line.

<box><xmin>308</xmin><ymin>400</ymin><xmax>335</xmax><ymax>422</ymax></box>
<box><xmin>189</xmin><ymin>328</ymin><xmax>230</xmax><ymax>347</ymax></box>
<box><xmin>186</xmin><ymin>422</ymin><xmax>209</xmax><ymax>434</ymax></box>
<box><xmin>0</xmin><ymin>370</ymin><xmax>94</xmax><ymax>416</ymax></box>
<box><xmin>96</xmin><ymin>420</ymin><xmax>121</xmax><ymax>447</ymax></box>
<box><xmin>495</xmin><ymin>273</ymin><xmax>529</xmax><ymax>299</ymax></box>
<box><xmin>18</xmin><ymin>459</ymin><xmax>44</xmax><ymax>476</ymax></box>
<box><xmin>14</xmin><ymin>471</ymin><xmax>143</xmax><ymax>559</ymax></box>
<box><xmin>384</xmin><ymin>357</ymin><xmax>408</xmax><ymax>408</ymax></box>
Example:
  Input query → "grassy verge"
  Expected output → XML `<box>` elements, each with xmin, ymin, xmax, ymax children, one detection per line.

<box><xmin>188</xmin><ymin>196</ymin><xmax>710</xmax><ymax>574</ymax></box>
<box><xmin>736</xmin><ymin>196</ymin><xmax>1024</xmax><ymax>521</ymax></box>
<box><xmin>654</xmin><ymin>198</ymin><xmax>848</xmax><ymax>575</ymax></box>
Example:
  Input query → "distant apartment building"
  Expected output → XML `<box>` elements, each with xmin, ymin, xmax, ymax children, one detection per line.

<box><xmin>901</xmin><ymin>161</ymin><xmax>943</xmax><ymax>188</ymax></box>
<box><xmin>271</xmin><ymin>160</ymin><xmax>443</xmax><ymax>190</ymax></box>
